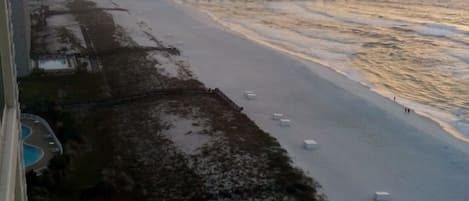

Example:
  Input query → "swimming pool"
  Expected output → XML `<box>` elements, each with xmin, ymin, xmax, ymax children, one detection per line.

<box><xmin>38</xmin><ymin>58</ymin><xmax>73</xmax><ymax>71</ymax></box>
<box><xmin>21</xmin><ymin>125</ymin><xmax>31</xmax><ymax>139</ymax></box>
<box><xmin>21</xmin><ymin>125</ymin><xmax>43</xmax><ymax>167</ymax></box>
<box><xmin>23</xmin><ymin>144</ymin><xmax>43</xmax><ymax>167</ymax></box>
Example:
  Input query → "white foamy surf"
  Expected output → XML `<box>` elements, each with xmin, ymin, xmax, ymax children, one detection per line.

<box><xmin>181</xmin><ymin>0</ymin><xmax>469</xmax><ymax>141</ymax></box>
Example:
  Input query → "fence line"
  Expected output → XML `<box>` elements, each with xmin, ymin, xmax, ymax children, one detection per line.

<box><xmin>212</xmin><ymin>88</ymin><xmax>243</xmax><ymax>112</ymax></box>
<box><xmin>63</xmin><ymin>87</ymin><xmax>244</xmax><ymax>112</ymax></box>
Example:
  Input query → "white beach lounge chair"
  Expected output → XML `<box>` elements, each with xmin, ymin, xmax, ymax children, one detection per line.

<box><xmin>374</xmin><ymin>192</ymin><xmax>390</xmax><ymax>201</ymax></box>
<box><xmin>303</xmin><ymin>140</ymin><xmax>317</xmax><ymax>150</ymax></box>
<box><xmin>272</xmin><ymin>113</ymin><xmax>283</xmax><ymax>120</ymax></box>
<box><xmin>244</xmin><ymin>90</ymin><xmax>257</xmax><ymax>100</ymax></box>
<box><xmin>279</xmin><ymin>119</ymin><xmax>291</xmax><ymax>127</ymax></box>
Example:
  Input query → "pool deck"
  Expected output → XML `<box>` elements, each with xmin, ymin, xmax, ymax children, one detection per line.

<box><xmin>22</xmin><ymin>119</ymin><xmax>56</xmax><ymax>172</ymax></box>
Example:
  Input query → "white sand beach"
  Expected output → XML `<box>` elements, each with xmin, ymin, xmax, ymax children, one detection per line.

<box><xmin>92</xmin><ymin>0</ymin><xmax>469</xmax><ymax>200</ymax></box>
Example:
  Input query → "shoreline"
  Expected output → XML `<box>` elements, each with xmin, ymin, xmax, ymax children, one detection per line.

<box><xmin>182</xmin><ymin>1</ymin><xmax>469</xmax><ymax>143</ymax></box>
<box><xmin>103</xmin><ymin>0</ymin><xmax>469</xmax><ymax>200</ymax></box>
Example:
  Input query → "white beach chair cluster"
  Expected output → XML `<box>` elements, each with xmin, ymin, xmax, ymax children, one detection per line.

<box><xmin>243</xmin><ymin>90</ymin><xmax>317</xmax><ymax>151</ymax></box>
<box><xmin>271</xmin><ymin>113</ymin><xmax>291</xmax><ymax>127</ymax></box>
<box><xmin>271</xmin><ymin>111</ymin><xmax>318</xmax><ymax>150</ymax></box>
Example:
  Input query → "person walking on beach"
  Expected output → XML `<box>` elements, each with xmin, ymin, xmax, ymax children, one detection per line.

<box><xmin>404</xmin><ymin>107</ymin><xmax>412</xmax><ymax>114</ymax></box>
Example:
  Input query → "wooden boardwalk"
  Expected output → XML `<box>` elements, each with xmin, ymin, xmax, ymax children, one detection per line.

<box><xmin>63</xmin><ymin>88</ymin><xmax>243</xmax><ymax>112</ymax></box>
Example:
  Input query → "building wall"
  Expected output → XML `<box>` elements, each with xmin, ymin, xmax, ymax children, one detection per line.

<box><xmin>0</xmin><ymin>0</ymin><xmax>27</xmax><ymax>200</ymax></box>
<box><xmin>9</xmin><ymin>0</ymin><xmax>31</xmax><ymax>77</ymax></box>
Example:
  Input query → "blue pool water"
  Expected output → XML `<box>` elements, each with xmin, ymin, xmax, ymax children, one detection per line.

<box><xmin>21</xmin><ymin>126</ymin><xmax>31</xmax><ymax>139</ymax></box>
<box><xmin>21</xmin><ymin>126</ymin><xmax>42</xmax><ymax>167</ymax></box>
<box><xmin>23</xmin><ymin>144</ymin><xmax>42</xmax><ymax>167</ymax></box>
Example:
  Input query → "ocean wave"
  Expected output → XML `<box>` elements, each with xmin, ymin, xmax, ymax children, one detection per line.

<box><xmin>190</xmin><ymin>0</ymin><xmax>469</xmax><ymax>140</ymax></box>
<box><xmin>421</xmin><ymin>23</ymin><xmax>469</xmax><ymax>36</ymax></box>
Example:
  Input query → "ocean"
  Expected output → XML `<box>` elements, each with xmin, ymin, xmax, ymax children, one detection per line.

<box><xmin>184</xmin><ymin>0</ymin><xmax>469</xmax><ymax>139</ymax></box>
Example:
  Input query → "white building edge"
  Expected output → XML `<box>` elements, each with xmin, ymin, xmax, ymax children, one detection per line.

<box><xmin>0</xmin><ymin>0</ymin><xmax>28</xmax><ymax>199</ymax></box>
